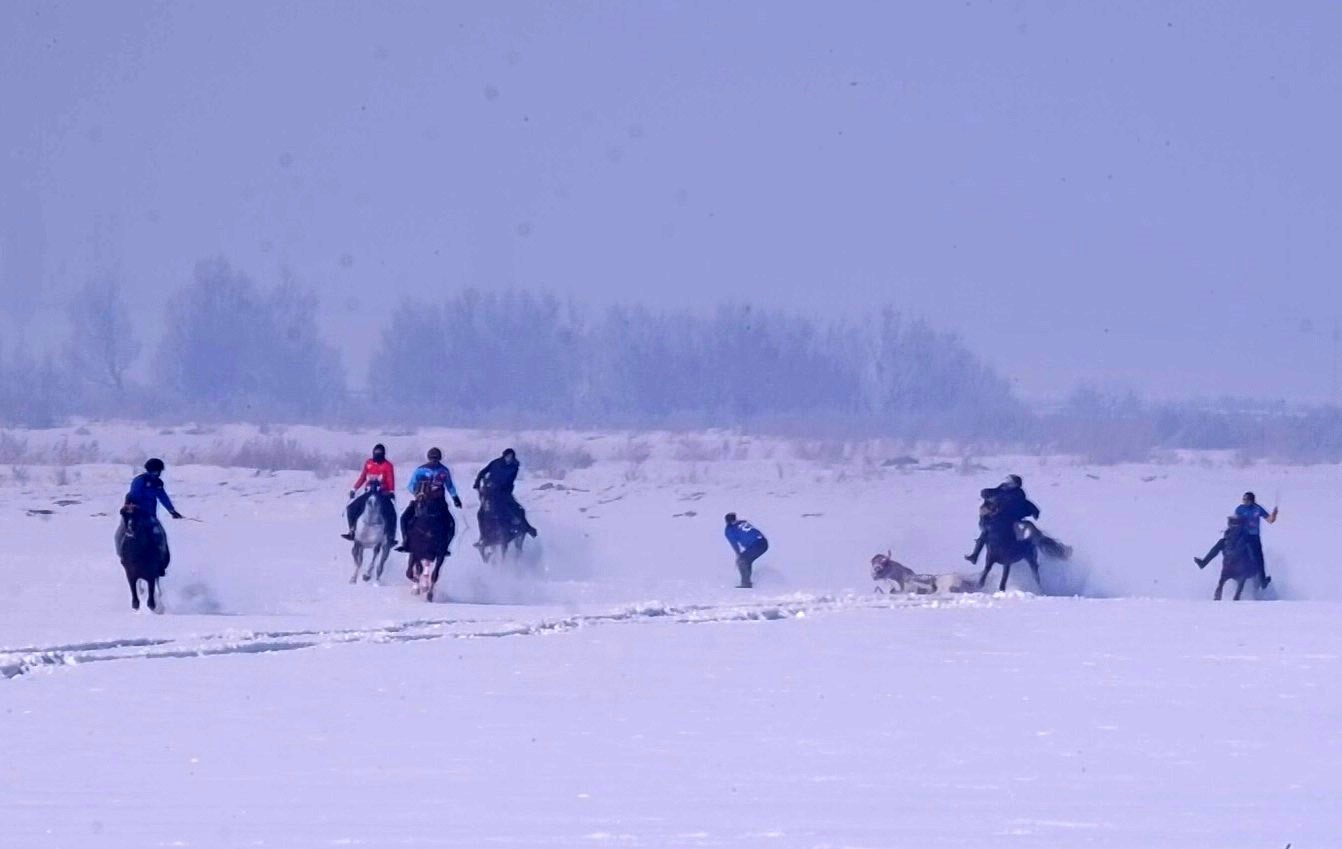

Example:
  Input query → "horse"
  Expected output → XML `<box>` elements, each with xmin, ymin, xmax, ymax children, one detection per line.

<box><xmin>349</xmin><ymin>482</ymin><xmax>393</xmax><ymax>585</ymax></box>
<box><xmin>870</xmin><ymin>553</ymin><xmax>938</xmax><ymax>594</ymax></box>
<box><xmin>115</xmin><ymin>509</ymin><xmax>169</xmax><ymax>612</ymax></box>
<box><xmin>475</xmin><ymin>492</ymin><xmax>529</xmax><ymax>563</ymax></box>
<box><xmin>1205</xmin><ymin>531</ymin><xmax>1260</xmax><ymax>601</ymax></box>
<box><xmin>977</xmin><ymin>520</ymin><xmax>1071</xmax><ymax>593</ymax></box>
<box><xmin>405</xmin><ymin>492</ymin><xmax>455</xmax><ymax>602</ymax></box>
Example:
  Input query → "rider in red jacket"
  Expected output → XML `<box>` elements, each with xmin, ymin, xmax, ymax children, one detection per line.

<box><xmin>342</xmin><ymin>444</ymin><xmax>399</xmax><ymax>544</ymax></box>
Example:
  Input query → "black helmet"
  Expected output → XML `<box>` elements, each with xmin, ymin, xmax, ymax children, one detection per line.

<box><xmin>427</xmin><ymin>447</ymin><xmax>443</xmax><ymax>462</ymax></box>
<box><xmin>502</xmin><ymin>447</ymin><xmax>517</xmax><ymax>459</ymax></box>
<box><xmin>724</xmin><ymin>512</ymin><xmax>737</xmax><ymax>524</ymax></box>
<box><xmin>1243</xmin><ymin>491</ymin><xmax>1256</xmax><ymax>503</ymax></box>
<box><xmin>373</xmin><ymin>443</ymin><xmax>386</xmax><ymax>454</ymax></box>
<box><xmin>145</xmin><ymin>458</ymin><xmax>165</xmax><ymax>474</ymax></box>
<box><xmin>1004</xmin><ymin>474</ymin><xmax>1023</xmax><ymax>489</ymax></box>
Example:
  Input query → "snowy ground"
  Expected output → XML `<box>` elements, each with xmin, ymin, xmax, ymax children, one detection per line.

<box><xmin>1</xmin><ymin>424</ymin><xmax>1338</xmax><ymax>847</ymax></box>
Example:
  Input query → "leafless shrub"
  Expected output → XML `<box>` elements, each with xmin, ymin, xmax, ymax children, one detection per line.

<box><xmin>791</xmin><ymin>439</ymin><xmax>848</xmax><ymax>465</ymax></box>
<box><xmin>516</xmin><ymin>441</ymin><xmax>596</xmax><ymax>480</ymax></box>
<box><xmin>672</xmin><ymin>436</ymin><xmax>732</xmax><ymax>463</ymax></box>
<box><xmin>0</xmin><ymin>433</ymin><xmax>29</xmax><ymax>464</ymax></box>
<box><xmin>611</xmin><ymin>438</ymin><xmax>653</xmax><ymax>464</ymax></box>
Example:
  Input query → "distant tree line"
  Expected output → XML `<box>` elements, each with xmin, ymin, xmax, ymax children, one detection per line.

<box><xmin>6</xmin><ymin>255</ymin><xmax>1342</xmax><ymax>461</ymax></box>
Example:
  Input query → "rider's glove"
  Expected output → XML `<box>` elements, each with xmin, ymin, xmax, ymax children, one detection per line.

<box><xmin>348</xmin><ymin>490</ymin><xmax>356</xmax><ymax>499</ymax></box>
<box><xmin>452</xmin><ymin>496</ymin><xmax>463</xmax><ymax>509</ymax></box>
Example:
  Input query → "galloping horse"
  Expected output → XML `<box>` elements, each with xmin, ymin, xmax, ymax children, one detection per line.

<box><xmin>115</xmin><ymin>509</ymin><xmax>169</xmax><ymax>612</ymax></box>
<box><xmin>475</xmin><ymin>494</ymin><xmax>529</xmax><ymax>563</ymax></box>
<box><xmin>349</xmin><ymin>481</ymin><xmax>393</xmax><ymax>584</ymax></box>
<box><xmin>977</xmin><ymin>520</ymin><xmax>1071</xmax><ymax>593</ymax></box>
<box><xmin>1199</xmin><ymin>522</ymin><xmax>1261</xmax><ymax>601</ymax></box>
<box><xmin>405</xmin><ymin>491</ymin><xmax>455</xmax><ymax>602</ymax></box>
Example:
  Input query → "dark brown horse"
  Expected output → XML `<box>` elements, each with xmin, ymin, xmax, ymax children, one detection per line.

<box><xmin>405</xmin><ymin>493</ymin><xmax>455</xmax><ymax>602</ymax></box>
<box><xmin>977</xmin><ymin>521</ymin><xmax>1071</xmax><ymax>593</ymax></box>
<box><xmin>475</xmin><ymin>494</ymin><xmax>530</xmax><ymax>563</ymax></box>
<box><xmin>1196</xmin><ymin>520</ymin><xmax>1259</xmax><ymax>601</ymax></box>
<box><xmin>115</xmin><ymin>510</ymin><xmax>169</xmax><ymax>612</ymax></box>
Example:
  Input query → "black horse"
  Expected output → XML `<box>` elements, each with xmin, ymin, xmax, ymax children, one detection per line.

<box><xmin>1196</xmin><ymin>520</ymin><xmax>1260</xmax><ymax>601</ymax></box>
<box><xmin>115</xmin><ymin>509</ymin><xmax>169</xmax><ymax>612</ymax></box>
<box><xmin>977</xmin><ymin>520</ymin><xmax>1071</xmax><ymax>593</ymax></box>
<box><xmin>475</xmin><ymin>493</ymin><xmax>530</xmax><ymax>563</ymax></box>
<box><xmin>405</xmin><ymin>493</ymin><xmax>455</xmax><ymax>602</ymax></box>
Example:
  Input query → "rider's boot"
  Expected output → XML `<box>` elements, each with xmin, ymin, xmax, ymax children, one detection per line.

<box><xmin>964</xmin><ymin>534</ymin><xmax>985</xmax><ymax>564</ymax></box>
<box><xmin>341</xmin><ymin>528</ymin><xmax>355</xmax><ymax>541</ymax></box>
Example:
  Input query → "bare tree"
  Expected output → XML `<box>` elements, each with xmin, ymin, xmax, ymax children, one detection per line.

<box><xmin>64</xmin><ymin>277</ymin><xmax>140</xmax><ymax>392</ymax></box>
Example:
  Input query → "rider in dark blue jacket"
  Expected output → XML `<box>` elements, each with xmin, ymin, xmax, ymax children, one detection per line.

<box><xmin>473</xmin><ymin>449</ymin><xmax>538</xmax><ymax>537</ymax></box>
<box><xmin>724</xmin><ymin>512</ymin><xmax>768</xmax><ymax>589</ymax></box>
<box><xmin>120</xmin><ymin>458</ymin><xmax>182</xmax><ymax>557</ymax></box>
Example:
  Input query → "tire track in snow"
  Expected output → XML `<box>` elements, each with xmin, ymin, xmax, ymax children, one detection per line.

<box><xmin>0</xmin><ymin>593</ymin><xmax>1010</xmax><ymax>680</ymax></box>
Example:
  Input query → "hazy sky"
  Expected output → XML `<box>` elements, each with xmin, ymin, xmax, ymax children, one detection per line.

<box><xmin>3</xmin><ymin>0</ymin><xmax>1339</xmax><ymax>400</ymax></box>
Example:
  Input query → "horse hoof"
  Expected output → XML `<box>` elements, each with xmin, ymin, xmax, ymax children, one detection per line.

<box><xmin>349</xmin><ymin>576</ymin><xmax>358</xmax><ymax>584</ymax></box>
<box><xmin>131</xmin><ymin>600</ymin><xmax>140</xmax><ymax>611</ymax></box>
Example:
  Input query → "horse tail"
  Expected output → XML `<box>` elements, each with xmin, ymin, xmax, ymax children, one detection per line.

<box><xmin>1034</xmin><ymin>532</ymin><xmax>1072</xmax><ymax>561</ymax></box>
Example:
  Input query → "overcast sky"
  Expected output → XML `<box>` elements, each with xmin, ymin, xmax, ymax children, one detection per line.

<box><xmin>2</xmin><ymin>0</ymin><xmax>1339</xmax><ymax>400</ymax></box>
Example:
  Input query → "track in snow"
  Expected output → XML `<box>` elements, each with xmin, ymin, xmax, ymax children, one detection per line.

<box><xmin>0</xmin><ymin>591</ymin><xmax>1016</xmax><ymax>680</ymax></box>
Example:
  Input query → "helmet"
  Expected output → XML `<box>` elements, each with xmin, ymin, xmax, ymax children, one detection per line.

<box><xmin>502</xmin><ymin>447</ymin><xmax>517</xmax><ymax>460</ymax></box>
<box><xmin>427</xmin><ymin>447</ymin><xmax>443</xmax><ymax>462</ymax></box>
<box><xmin>724</xmin><ymin>512</ymin><xmax>737</xmax><ymax>524</ymax></box>
<box><xmin>373</xmin><ymin>443</ymin><xmax>386</xmax><ymax>454</ymax></box>
<box><xmin>1004</xmin><ymin>474</ymin><xmax>1023</xmax><ymax>489</ymax></box>
<box><xmin>145</xmin><ymin>458</ymin><xmax>165</xmax><ymax>474</ymax></box>
<box><xmin>1243</xmin><ymin>491</ymin><xmax>1256</xmax><ymax>503</ymax></box>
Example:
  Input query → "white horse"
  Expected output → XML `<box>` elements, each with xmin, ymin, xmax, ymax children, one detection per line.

<box><xmin>350</xmin><ymin>484</ymin><xmax>393</xmax><ymax>585</ymax></box>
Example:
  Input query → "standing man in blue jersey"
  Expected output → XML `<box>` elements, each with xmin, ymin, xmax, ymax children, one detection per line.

<box><xmin>724</xmin><ymin>512</ymin><xmax>768</xmax><ymax>589</ymax></box>
<box><xmin>1235</xmin><ymin>491</ymin><xmax>1279</xmax><ymax>588</ymax></box>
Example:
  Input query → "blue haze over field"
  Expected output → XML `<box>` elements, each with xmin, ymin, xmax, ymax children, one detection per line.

<box><xmin>2</xmin><ymin>1</ymin><xmax>1340</xmax><ymax>401</ymax></box>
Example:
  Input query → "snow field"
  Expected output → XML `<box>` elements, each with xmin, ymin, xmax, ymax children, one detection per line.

<box><xmin>1</xmin><ymin>423</ymin><xmax>1339</xmax><ymax>847</ymax></box>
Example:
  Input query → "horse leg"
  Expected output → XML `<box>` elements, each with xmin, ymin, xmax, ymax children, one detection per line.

<box><xmin>374</xmin><ymin>544</ymin><xmax>388</xmax><ymax>584</ymax></box>
<box><xmin>351</xmin><ymin>545</ymin><xmax>363</xmax><ymax>584</ymax></box>
<box><xmin>146</xmin><ymin>577</ymin><xmax>158</xmax><ymax>613</ymax></box>
<box><xmin>362</xmin><ymin>542</ymin><xmax>376</xmax><ymax>581</ymax></box>
<box><xmin>427</xmin><ymin>555</ymin><xmax>446</xmax><ymax>602</ymax></box>
<box><xmin>126</xmin><ymin>567</ymin><xmax>140</xmax><ymax>611</ymax></box>
<box><xmin>1233</xmin><ymin>578</ymin><xmax>1246</xmax><ymax>601</ymax></box>
<box><xmin>998</xmin><ymin>561</ymin><xmax>1012</xmax><ymax>593</ymax></box>
<box><xmin>1026</xmin><ymin>549</ymin><xmax>1043</xmax><ymax>592</ymax></box>
<box><xmin>1214</xmin><ymin>574</ymin><xmax>1227</xmax><ymax>601</ymax></box>
<box><xmin>977</xmin><ymin>558</ymin><xmax>995</xmax><ymax>589</ymax></box>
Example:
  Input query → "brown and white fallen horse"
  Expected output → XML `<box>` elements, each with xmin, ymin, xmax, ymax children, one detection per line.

<box><xmin>870</xmin><ymin>553</ymin><xmax>981</xmax><ymax>595</ymax></box>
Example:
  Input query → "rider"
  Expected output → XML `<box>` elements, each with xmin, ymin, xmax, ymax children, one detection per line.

<box><xmin>965</xmin><ymin>475</ymin><xmax>1039</xmax><ymax>563</ymax></box>
<box><xmin>473</xmin><ymin>448</ymin><xmax>538</xmax><ymax>538</ymax></box>
<box><xmin>396</xmin><ymin>447</ymin><xmax>462</xmax><ymax>552</ymax></box>
<box><xmin>121</xmin><ymin>458</ymin><xmax>183</xmax><ymax>558</ymax></box>
<box><xmin>1234</xmin><ymin>491</ymin><xmax>1278</xmax><ymax>588</ymax></box>
<box><xmin>724</xmin><ymin>512</ymin><xmax>769</xmax><ymax>589</ymax></box>
<box><xmin>342</xmin><ymin>443</ymin><xmax>398</xmax><ymax>545</ymax></box>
